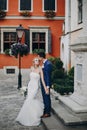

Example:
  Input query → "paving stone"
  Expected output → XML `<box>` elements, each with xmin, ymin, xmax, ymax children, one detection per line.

<box><xmin>0</xmin><ymin>72</ymin><xmax>87</xmax><ymax>130</ymax></box>
<box><xmin>0</xmin><ymin>75</ymin><xmax>44</xmax><ymax>130</ymax></box>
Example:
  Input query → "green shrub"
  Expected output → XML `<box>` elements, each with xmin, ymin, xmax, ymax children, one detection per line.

<box><xmin>67</xmin><ymin>67</ymin><xmax>74</xmax><ymax>86</ymax></box>
<box><xmin>51</xmin><ymin>69</ymin><xmax>64</xmax><ymax>80</ymax></box>
<box><xmin>5</xmin><ymin>49</ymin><xmax>11</xmax><ymax>55</ymax></box>
<box><xmin>33</xmin><ymin>49</ymin><xmax>45</xmax><ymax>54</ymax></box>
<box><xmin>54</xmin><ymin>58</ymin><xmax>63</xmax><ymax>69</ymax></box>
<box><xmin>49</xmin><ymin>56</ymin><xmax>74</xmax><ymax>95</ymax></box>
<box><xmin>48</xmin><ymin>57</ymin><xmax>55</xmax><ymax>63</ymax></box>
<box><xmin>52</xmin><ymin>79</ymin><xmax>65</xmax><ymax>85</ymax></box>
<box><xmin>53</xmin><ymin>83</ymin><xmax>74</xmax><ymax>95</ymax></box>
<box><xmin>68</xmin><ymin>66</ymin><xmax>74</xmax><ymax>76</ymax></box>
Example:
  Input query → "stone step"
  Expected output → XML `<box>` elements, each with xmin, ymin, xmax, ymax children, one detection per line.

<box><xmin>42</xmin><ymin>113</ymin><xmax>60</xmax><ymax>130</ymax></box>
<box><xmin>51</xmin><ymin>99</ymin><xmax>87</xmax><ymax>126</ymax></box>
<box><xmin>59</xmin><ymin>95</ymin><xmax>87</xmax><ymax>113</ymax></box>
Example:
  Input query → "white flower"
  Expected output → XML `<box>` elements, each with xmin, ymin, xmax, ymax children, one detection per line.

<box><xmin>20</xmin><ymin>86</ymin><xmax>27</xmax><ymax>92</ymax></box>
<box><xmin>20</xmin><ymin>86</ymin><xmax>27</xmax><ymax>96</ymax></box>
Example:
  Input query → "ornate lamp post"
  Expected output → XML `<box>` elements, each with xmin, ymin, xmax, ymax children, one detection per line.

<box><xmin>16</xmin><ymin>24</ymin><xmax>24</xmax><ymax>89</ymax></box>
<box><xmin>11</xmin><ymin>24</ymin><xmax>29</xmax><ymax>89</ymax></box>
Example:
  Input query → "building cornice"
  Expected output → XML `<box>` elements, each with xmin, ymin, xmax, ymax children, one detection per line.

<box><xmin>29</xmin><ymin>26</ymin><xmax>50</xmax><ymax>29</ymax></box>
<box><xmin>0</xmin><ymin>26</ymin><xmax>18</xmax><ymax>28</ymax></box>
<box><xmin>71</xmin><ymin>36</ymin><xmax>87</xmax><ymax>52</ymax></box>
<box><xmin>2</xmin><ymin>16</ymin><xmax>65</xmax><ymax>20</ymax></box>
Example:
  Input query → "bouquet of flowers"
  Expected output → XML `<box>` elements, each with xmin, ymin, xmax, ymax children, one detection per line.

<box><xmin>20</xmin><ymin>86</ymin><xmax>28</xmax><ymax>97</ymax></box>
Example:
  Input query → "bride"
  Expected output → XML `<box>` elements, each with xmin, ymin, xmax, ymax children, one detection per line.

<box><xmin>16</xmin><ymin>57</ymin><xmax>47</xmax><ymax>126</ymax></box>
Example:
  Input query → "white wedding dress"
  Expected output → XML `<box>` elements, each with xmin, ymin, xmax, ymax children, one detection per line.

<box><xmin>16</xmin><ymin>71</ymin><xmax>44</xmax><ymax>126</ymax></box>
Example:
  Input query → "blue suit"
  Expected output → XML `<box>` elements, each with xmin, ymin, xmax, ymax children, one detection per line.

<box><xmin>41</xmin><ymin>60</ymin><xmax>52</xmax><ymax>115</ymax></box>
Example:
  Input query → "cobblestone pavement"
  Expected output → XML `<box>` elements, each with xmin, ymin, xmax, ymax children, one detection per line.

<box><xmin>0</xmin><ymin>75</ymin><xmax>44</xmax><ymax>130</ymax></box>
<box><xmin>1</xmin><ymin>74</ymin><xmax>87</xmax><ymax>130</ymax></box>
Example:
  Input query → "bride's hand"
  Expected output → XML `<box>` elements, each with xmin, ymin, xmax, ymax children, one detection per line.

<box><xmin>45</xmin><ymin>87</ymin><xmax>49</xmax><ymax>95</ymax></box>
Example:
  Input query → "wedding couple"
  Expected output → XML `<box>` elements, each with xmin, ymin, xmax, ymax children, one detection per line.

<box><xmin>16</xmin><ymin>52</ymin><xmax>52</xmax><ymax>126</ymax></box>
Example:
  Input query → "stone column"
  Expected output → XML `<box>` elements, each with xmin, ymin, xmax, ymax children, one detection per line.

<box><xmin>70</xmin><ymin>0</ymin><xmax>87</xmax><ymax>108</ymax></box>
<box><xmin>59</xmin><ymin>0</ymin><xmax>87</xmax><ymax>113</ymax></box>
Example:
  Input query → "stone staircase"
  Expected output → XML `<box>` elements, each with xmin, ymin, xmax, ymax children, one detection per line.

<box><xmin>41</xmin><ymin>89</ymin><xmax>87</xmax><ymax>130</ymax></box>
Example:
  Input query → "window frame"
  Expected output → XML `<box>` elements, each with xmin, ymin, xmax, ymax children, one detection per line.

<box><xmin>19</xmin><ymin>0</ymin><xmax>33</xmax><ymax>12</ymax></box>
<box><xmin>0</xmin><ymin>0</ymin><xmax>8</xmax><ymax>11</ymax></box>
<box><xmin>42</xmin><ymin>0</ymin><xmax>57</xmax><ymax>12</ymax></box>
<box><xmin>3</xmin><ymin>32</ymin><xmax>17</xmax><ymax>52</ymax></box>
<box><xmin>0</xmin><ymin>28</ymin><xmax>17</xmax><ymax>53</ymax></box>
<box><xmin>29</xmin><ymin>27</ymin><xmax>51</xmax><ymax>54</ymax></box>
<box><xmin>32</xmin><ymin>32</ymin><xmax>46</xmax><ymax>52</ymax></box>
<box><xmin>78</xmin><ymin>0</ymin><xmax>83</xmax><ymax>24</ymax></box>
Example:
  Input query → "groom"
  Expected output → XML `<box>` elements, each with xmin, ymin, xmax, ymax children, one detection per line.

<box><xmin>38</xmin><ymin>52</ymin><xmax>52</xmax><ymax>118</ymax></box>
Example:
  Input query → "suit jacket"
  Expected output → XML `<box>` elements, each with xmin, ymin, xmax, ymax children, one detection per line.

<box><xmin>43</xmin><ymin>60</ymin><xmax>52</xmax><ymax>87</ymax></box>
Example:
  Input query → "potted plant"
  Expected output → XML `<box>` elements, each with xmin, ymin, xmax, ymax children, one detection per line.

<box><xmin>44</xmin><ymin>10</ymin><xmax>55</xmax><ymax>18</ymax></box>
<box><xmin>33</xmin><ymin>49</ymin><xmax>45</xmax><ymax>54</ymax></box>
<box><xmin>20</xmin><ymin>11</ymin><xmax>31</xmax><ymax>17</ymax></box>
<box><xmin>5</xmin><ymin>49</ymin><xmax>11</xmax><ymax>56</ymax></box>
<box><xmin>0</xmin><ymin>10</ymin><xmax>6</xmax><ymax>18</ymax></box>
<box><xmin>11</xmin><ymin>43</ymin><xmax>29</xmax><ymax>58</ymax></box>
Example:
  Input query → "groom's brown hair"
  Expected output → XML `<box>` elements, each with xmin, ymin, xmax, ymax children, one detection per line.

<box><xmin>38</xmin><ymin>52</ymin><xmax>46</xmax><ymax>58</ymax></box>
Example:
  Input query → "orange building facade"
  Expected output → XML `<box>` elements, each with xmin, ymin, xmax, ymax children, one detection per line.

<box><xmin>0</xmin><ymin>0</ymin><xmax>65</xmax><ymax>70</ymax></box>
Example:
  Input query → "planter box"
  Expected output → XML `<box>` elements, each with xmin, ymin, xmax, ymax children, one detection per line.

<box><xmin>0</xmin><ymin>10</ymin><xmax>6</xmax><ymax>18</ymax></box>
<box><xmin>44</xmin><ymin>10</ymin><xmax>55</xmax><ymax>18</ymax></box>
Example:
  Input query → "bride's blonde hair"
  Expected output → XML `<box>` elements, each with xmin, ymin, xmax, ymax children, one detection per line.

<box><xmin>33</xmin><ymin>57</ymin><xmax>40</xmax><ymax>67</ymax></box>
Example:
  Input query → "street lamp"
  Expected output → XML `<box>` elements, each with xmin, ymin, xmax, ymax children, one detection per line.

<box><xmin>16</xmin><ymin>24</ymin><xmax>24</xmax><ymax>89</ymax></box>
<box><xmin>11</xmin><ymin>25</ymin><xmax>29</xmax><ymax>90</ymax></box>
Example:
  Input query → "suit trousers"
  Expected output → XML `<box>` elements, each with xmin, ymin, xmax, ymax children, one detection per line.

<box><xmin>41</xmin><ymin>85</ymin><xmax>51</xmax><ymax>115</ymax></box>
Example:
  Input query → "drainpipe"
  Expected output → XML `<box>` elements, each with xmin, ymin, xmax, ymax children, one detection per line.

<box><xmin>0</xmin><ymin>27</ymin><xmax>1</xmax><ymax>52</ymax></box>
<box><xmin>68</xmin><ymin>0</ymin><xmax>71</xmax><ymax>71</ymax></box>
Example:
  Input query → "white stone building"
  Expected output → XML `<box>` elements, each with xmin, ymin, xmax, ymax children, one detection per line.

<box><xmin>60</xmin><ymin>0</ymin><xmax>87</xmax><ymax>116</ymax></box>
<box><xmin>60</xmin><ymin>0</ymin><xmax>83</xmax><ymax>71</ymax></box>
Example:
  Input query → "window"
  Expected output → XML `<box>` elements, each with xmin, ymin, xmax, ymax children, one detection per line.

<box><xmin>6</xmin><ymin>68</ymin><xmax>15</xmax><ymax>74</ymax></box>
<box><xmin>32</xmin><ymin>32</ymin><xmax>45</xmax><ymax>52</ymax></box>
<box><xmin>20</xmin><ymin>0</ymin><xmax>31</xmax><ymax>11</ymax></box>
<box><xmin>44</xmin><ymin>0</ymin><xmax>55</xmax><ymax>11</ymax></box>
<box><xmin>78</xmin><ymin>0</ymin><xmax>83</xmax><ymax>23</ymax></box>
<box><xmin>3</xmin><ymin>32</ymin><xmax>17</xmax><ymax>51</ymax></box>
<box><xmin>30</xmin><ymin>27</ymin><xmax>52</xmax><ymax>54</ymax></box>
<box><xmin>0</xmin><ymin>0</ymin><xmax>7</xmax><ymax>10</ymax></box>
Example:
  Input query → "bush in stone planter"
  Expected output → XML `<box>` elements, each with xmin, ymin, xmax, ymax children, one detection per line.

<box><xmin>48</xmin><ymin>57</ymin><xmax>74</xmax><ymax>95</ymax></box>
<box><xmin>54</xmin><ymin>58</ymin><xmax>63</xmax><ymax>69</ymax></box>
<box><xmin>67</xmin><ymin>67</ymin><xmax>74</xmax><ymax>86</ymax></box>
<box><xmin>50</xmin><ymin>57</ymin><xmax>65</xmax><ymax>83</ymax></box>
<box><xmin>51</xmin><ymin>69</ymin><xmax>65</xmax><ymax>80</ymax></box>
<box><xmin>53</xmin><ymin>83</ymin><xmax>74</xmax><ymax>95</ymax></box>
<box><xmin>52</xmin><ymin>79</ymin><xmax>65</xmax><ymax>85</ymax></box>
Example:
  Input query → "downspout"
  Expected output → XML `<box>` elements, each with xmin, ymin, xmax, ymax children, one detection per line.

<box><xmin>68</xmin><ymin>0</ymin><xmax>71</xmax><ymax>70</ymax></box>
<box><xmin>0</xmin><ymin>27</ymin><xmax>1</xmax><ymax>53</ymax></box>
